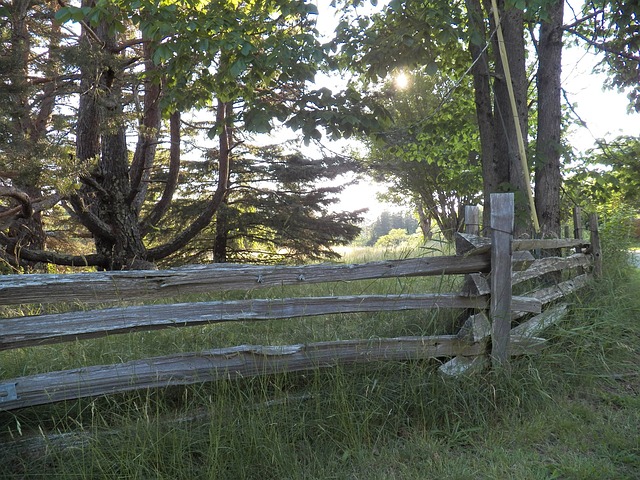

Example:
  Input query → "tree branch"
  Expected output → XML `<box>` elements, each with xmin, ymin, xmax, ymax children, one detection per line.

<box><xmin>140</xmin><ymin>111</ymin><xmax>181</xmax><ymax>235</ymax></box>
<box><xmin>562</xmin><ymin>9</ymin><xmax>604</xmax><ymax>31</ymax></box>
<box><xmin>146</xmin><ymin>101</ymin><xmax>232</xmax><ymax>261</ymax></box>
<box><xmin>66</xmin><ymin>194</ymin><xmax>115</xmax><ymax>241</ymax></box>
<box><xmin>0</xmin><ymin>186</ymin><xmax>33</xmax><ymax>219</ymax></box>
<box><xmin>129</xmin><ymin>40</ymin><xmax>163</xmax><ymax>211</ymax></box>
<box><xmin>565</xmin><ymin>28</ymin><xmax>640</xmax><ymax>63</ymax></box>
<box><xmin>0</xmin><ymin>233</ymin><xmax>108</xmax><ymax>267</ymax></box>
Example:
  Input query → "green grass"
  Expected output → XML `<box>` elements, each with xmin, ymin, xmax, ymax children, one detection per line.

<box><xmin>1</xmin><ymin>248</ymin><xmax>639</xmax><ymax>479</ymax></box>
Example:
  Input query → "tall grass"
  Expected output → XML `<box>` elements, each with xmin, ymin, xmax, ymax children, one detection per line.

<box><xmin>2</xmin><ymin>242</ymin><xmax>639</xmax><ymax>479</ymax></box>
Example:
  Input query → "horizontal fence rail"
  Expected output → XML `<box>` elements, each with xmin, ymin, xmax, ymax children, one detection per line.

<box><xmin>0</xmin><ymin>193</ymin><xmax>600</xmax><ymax>411</ymax></box>
<box><xmin>0</xmin><ymin>293</ymin><xmax>541</xmax><ymax>351</ymax></box>
<box><xmin>0</xmin><ymin>254</ymin><xmax>492</xmax><ymax>306</ymax></box>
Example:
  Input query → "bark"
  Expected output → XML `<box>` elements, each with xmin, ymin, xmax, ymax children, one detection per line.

<box><xmin>488</xmin><ymin>0</ymin><xmax>530</xmax><ymax>235</ymax></box>
<box><xmin>535</xmin><ymin>0</ymin><xmax>564</xmax><ymax>240</ymax></box>
<box><xmin>72</xmin><ymin>5</ymin><xmax>148</xmax><ymax>270</ymax></box>
<box><xmin>466</xmin><ymin>0</ymin><xmax>497</xmax><ymax>229</ymax></box>
<box><xmin>139</xmin><ymin>111</ymin><xmax>181</xmax><ymax>236</ymax></box>
<box><xmin>213</xmin><ymin>203</ymin><xmax>229</xmax><ymax>263</ymax></box>
<box><xmin>415</xmin><ymin>200</ymin><xmax>433</xmax><ymax>240</ymax></box>
<box><xmin>467</xmin><ymin>0</ymin><xmax>531</xmax><ymax>233</ymax></box>
<box><xmin>129</xmin><ymin>40</ymin><xmax>163</xmax><ymax>213</ymax></box>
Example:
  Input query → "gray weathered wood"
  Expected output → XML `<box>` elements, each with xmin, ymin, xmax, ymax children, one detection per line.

<box><xmin>512</xmin><ymin>254</ymin><xmax>592</xmax><ymax>285</ymax></box>
<box><xmin>573</xmin><ymin>206</ymin><xmax>583</xmax><ymax>247</ymax></box>
<box><xmin>461</xmin><ymin>273</ymin><xmax>491</xmax><ymax>296</ymax></box>
<box><xmin>512</xmin><ymin>238</ymin><xmax>588</xmax><ymax>251</ymax></box>
<box><xmin>589</xmin><ymin>213</ymin><xmax>602</xmax><ymax>277</ymax></box>
<box><xmin>0</xmin><ymin>255</ymin><xmax>492</xmax><ymax>306</ymax></box>
<box><xmin>511</xmin><ymin>303</ymin><xmax>568</xmax><ymax>338</ymax></box>
<box><xmin>574</xmin><ymin>206</ymin><xmax>585</xmax><ymax>274</ymax></box>
<box><xmin>0</xmin><ymin>336</ymin><xmax>485</xmax><ymax>410</ymax></box>
<box><xmin>454</xmin><ymin>234</ymin><xmax>587</xmax><ymax>257</ymax></box>
<box><xmin>0</xmin><ymin>293</ymin><xmax>541</xmax><ymax>352</ymax></box>
<box><xmin>439</xmin><ymin>331</ymin><xmax>548</xmax><ymax>378</ymax></box>
<box><xmin>439</xmin><ymin>355</ymin><xmax>489</xmax><ymax>377</ymax></box>
<box><xmin>456</xmin><ymin>312</ymin><xmax>491</xmax><ymax>342</ymax></box>
<box><xmin>464</xmin><ymin>205</ymin><xmax>481</xmax><ymax>235</ymax></box>
<box><xmin>0</xmin><ymin>294</ymin><xmax>492</xmax><ymax>351</ymax></box>
<box><xmin>455</xmin><ymin>233</ymin><xmax>491</xmax><ymax>256</ymax></box>
<box><xmin>526</xmin><ymin>273</ymin><xmax>592</xmax><ymax>306</ymax></box>
<box><xmin>490</xmin><ymin>193</ymin><xmax>514</xmax><ymax>366</ymax></box>
<box><xmin>512</xmin><ymin>250</ymin><xmax>536</xmax><ymax>271</ymax></box>
<box><xmin>511</xmin><ymin>296</ymin><xmax>542</xmax><ymax>313</ymax></box>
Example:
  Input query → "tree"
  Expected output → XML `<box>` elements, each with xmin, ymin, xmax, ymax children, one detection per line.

<box><xmin>565</xmin><ymin>1</ymin><xmax>640</xmax><ymax>111</ymax></box>
<box><xmin>0</xmin><ymin>0</ymin><xmax>368</xmax><ymax>270</ymax></box>
<box><xmin>534</xmin><ymin>0</ymin><xmax>565</xmax><ymax>239</ymax></box>
<box><xmin>364</xmin><ymin>210</ymin><xmax>419</xmax><ymax>246</ymax></box>
<box><xmin>331</xmin><ymin>0</ymin><xmax>571</xmax><ymax>237</ymax></box>
<box><xmin>566</xmin><ymin>136</ymin><xmax>640</xmax><ymax>209</ymax></box>
<box><xmin>363</xmin><ymin>70</ymin><xmax>483</xmax><ymax>241</ymax></box>
<box><xmin>144</xmin><ymin>146</ymin><xmax>365</xmax><ymax>265</ymax></box>
<box><xmin>465</xmin><ymin>0</ymin><xmax>531</xmax><ymax>233</ymax></box>
<box><xmin>0</xmin><ymin>0</ymin><xmax>71</xmax><ymax>268</ymax></box>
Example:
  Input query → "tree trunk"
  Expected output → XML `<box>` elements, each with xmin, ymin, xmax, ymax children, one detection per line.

<box><xmin>466</xmin><ymin>0</ymin><xmax>497</xmax><ymax>229</ymax></box>
<box><xmin>415</xmin><ymin>200</ymin><xmax>433</xmax><ymax>240</ymax></box>
<box><xmin>213</xmin><ymin>203</ymin><xmax>229</xmax><ymax>263</ymax></box>
<box><xmin>534</xmin><ymin>0</ymin><xmax>564</xmax><ymax>240</ymax></box>
<box><xmin>489</xmin><ymin>0</ymin><xmax>530</xmax><ymax>236</ymax></box>
<box><xmin>467</xmin><ymin>0</ymin><xmax>531</xmax><ymax>233</ymax></box>
<box><xmin>73</xmin><ymin>9</ymin><xmax>147</xmax><ymax>270</ymax></box>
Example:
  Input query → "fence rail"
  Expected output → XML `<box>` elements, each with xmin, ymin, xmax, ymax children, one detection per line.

<box><xmin>0</xmin><ymin>193</ymin><xmax>600</xmax><ymax>411</ymax></box>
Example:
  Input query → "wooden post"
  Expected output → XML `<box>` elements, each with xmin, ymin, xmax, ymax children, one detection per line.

<box><xmin>465</xmin><ymin>205</ymin><xmax>481</xmax><ymax>236</ymax></box>
<box><xmin>589</xmin><ymin>213</ymin><xmax>603</xmax><ymax>277</ymax></box>
<box><xmin>573</xmin><ymin>206</ymin><xmax>584</xmax><ymax>275</ymax></box>
<box><xmin>490</xmin><ymin>193</ymin><xmax>514</xmax><ymax>367</ymax></box>
<box><xmin>573</xmin><ymin>207</ymin><xmax>583</xmax><ymax>250</ymax></box>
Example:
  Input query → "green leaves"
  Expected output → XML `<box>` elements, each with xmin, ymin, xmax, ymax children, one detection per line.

<box><xmin>244</xmin><ymin>109</ymin><xmax>273</xmax><ymax>134</ymax></box>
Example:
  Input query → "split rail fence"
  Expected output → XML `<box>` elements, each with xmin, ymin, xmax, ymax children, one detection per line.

<box><xmin>0</xmin><ymin>193</ymin><xmax>601</xmax><ymax>411</ymax></box>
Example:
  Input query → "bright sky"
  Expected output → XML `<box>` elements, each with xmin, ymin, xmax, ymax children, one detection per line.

<box><xmin>563</xmin><ymin>46</ymin><xmax>637</xmax><ymax>152</ymax></box>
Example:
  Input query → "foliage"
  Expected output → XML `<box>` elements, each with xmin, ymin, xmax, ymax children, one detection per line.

<box><xmin>374</xmin><ymin>228</ymin><xmax>421</xmax><ymax>248</ymax></box>
<box><xmin>0</xmin><ymin>0</ymin><xmax>376</xmax><ymax>270</ymax></box>
<box><xmin>356</xmin><ymin>210</ymin><xmax>419</xmax><ymax>246</ymax></box>
<box><xmin>596</xmin><ymin>197</ymin><xmax>636</xmax><ymax>272</ymax></box>
<box><xmin>144</xmin><ymin>146</ymin><xmax>365</xmax><ymax>266</ymax></box>
<box><xmin>568</xmin><ymin>1</ymin><xmax>640</xmax><ymax>111</ymax></box>
<box><xmin>566</xmin><ymin>136</ymin><xmax>640</xmax><ymax>210</ymax></box>
<box><xmin>363</xmin><ymin>70</ymin><xmax>482</xmax><ymax>241</ymax></box>
<box><xmin>329</xmin><ymin>0</ymin><xmax>569</xmax><ymax>236</ymax></box>
<box><xmin>329</xmin><ymin>0</ymin><xmax>467</xmax><ymax>83</ymax></box>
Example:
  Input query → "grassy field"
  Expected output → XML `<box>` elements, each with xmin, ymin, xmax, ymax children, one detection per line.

<box><xmin>1</xmin><ymin>244</ymin><xmax>639</xmax><ymax>479</ymax></box>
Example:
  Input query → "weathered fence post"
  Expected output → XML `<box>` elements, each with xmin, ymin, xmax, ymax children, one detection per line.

<box><xmin>573</xmin><ymin>206</ymin><xmax>583</xmax><ymax>250</ymax></box>
<box><xmin>573</xmin><ymin>206</ymin><xmax>585</xmax><ymax>275</ymax></box>
<box><xmin>464</xmin><ymin>205</ymin><xmax>481</xmax><ymax>235</ymax></box>
<box><xmin>589</xmin><ymin>213</ymin><xmax>602</xmax><ymax>277</ymax></box>
<box><xmin>490</xmin><ymin>193</ymin><xmax>514</xmax><ymax>367</ymax></box>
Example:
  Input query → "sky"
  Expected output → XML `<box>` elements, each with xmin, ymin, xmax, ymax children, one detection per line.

<box><xmin>318</xmin><ymin>3</ymin><xmax>639</xmax><ymax>220</ymax></box>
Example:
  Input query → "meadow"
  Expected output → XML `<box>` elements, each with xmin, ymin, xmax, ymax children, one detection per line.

<box><xmin>1</xmin><ymin>243</ymin><xmax>638</xmax><ymax>479</ymax></box>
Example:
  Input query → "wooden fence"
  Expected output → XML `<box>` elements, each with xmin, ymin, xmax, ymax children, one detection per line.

<box><xmin>0</xmin><ymin>193</ymin><xmax>600</xmax><ymax>411</ymax></box>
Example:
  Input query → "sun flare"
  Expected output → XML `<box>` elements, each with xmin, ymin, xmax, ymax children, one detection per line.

<box><xmin>394</xmin><ymin>71</ymin><xmax>410</xmax><ymax>90</ymax></box>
